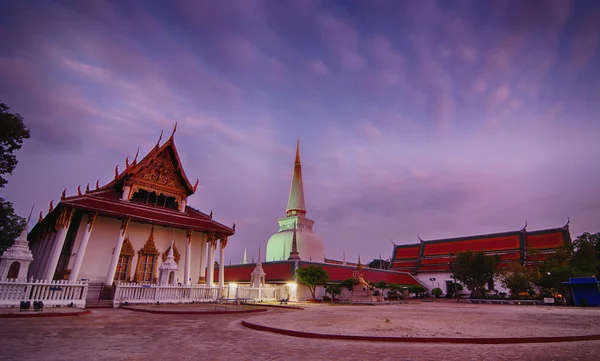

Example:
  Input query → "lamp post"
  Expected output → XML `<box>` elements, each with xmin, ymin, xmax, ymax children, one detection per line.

<box><xmin>450</xmin><ymin>252</ymin><xmax>459</xmax><ymax>302</ymax></box>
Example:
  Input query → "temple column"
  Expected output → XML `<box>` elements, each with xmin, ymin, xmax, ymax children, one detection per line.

<box><xmin>121</xmin><ymin>184</ymin><xmax>131</xmax><ymax>201</ymax></box>
<box><xmin>43</xmin><ymin>208</ymin><xmax>74</xmax><ymax>281</ymax></box>
<box><xmin>206</xmin><ymin>233</ymin><xmax>215</xmax><ymax>286</ymax></box>
<box><xmin>69</xmin><ymin>212</ymin><xmax>97</xmax><ymax>281</ymax></box>
<box><xmin>184</xmin><ymin>229</ymin><xmax>192</xmax><ymax>286</ymax></box>
<box><xmin>37</xmin><ymin>232</ymin><xmax>54</xmax><ymax>279</ymax></box>
<box><xmin>198</xmin><ymin>234</ymin><xmax>207</xmax><ymax>283</ymax></box>
<box><xmin>104</xmin><ymin>219</ymin><xmax>130</xmax><ymax>285</ymax></box>
<box><xmin>219</xmin><ymin>237</ymin><xmax>227</xmax><ymax>288</ymax></box>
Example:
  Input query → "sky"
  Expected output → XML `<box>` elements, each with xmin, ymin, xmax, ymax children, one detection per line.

<box><xmin>1</xmin><ymin>0</ymin><xmax>599</xmax><ymax>265</ymax></box>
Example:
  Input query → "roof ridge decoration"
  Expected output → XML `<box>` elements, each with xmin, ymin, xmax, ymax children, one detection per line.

<box><xmin>99</xmin><ymin>125</ymin><xmax>196</xmax><ymax>201</ymax></box>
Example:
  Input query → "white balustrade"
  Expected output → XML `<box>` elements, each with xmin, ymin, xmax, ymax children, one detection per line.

<box><xmin>0</xmin><ymin>278</ymin><xmax>89</xmax><ymax>308</ymax></box>
<box><xmin>235</xmin><ymin>286</ymin><xmax>279</xmax><ymax>302</ymax></box>
<box><xmin>113</xmin><ymin>283</ymin><xmax>222</xmax><ymax>307</ymax></box>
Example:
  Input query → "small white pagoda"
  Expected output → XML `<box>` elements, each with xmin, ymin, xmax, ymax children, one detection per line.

<box><xmin>0</xmin><ymin>209</ymin><xmax>35</xmax><ymax>280</ymax></box>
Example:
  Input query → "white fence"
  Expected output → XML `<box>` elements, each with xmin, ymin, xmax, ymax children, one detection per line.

<box><xmin>0</xmin><ymin>279</ymin><xmax>89</xmax><ymax>308</ymax></box>
<box><xmin>113</xmin><ymin>283</ymin><xmax>222</xmax><ymax>307</ymax></box>
<box><xmin>233</xmin><ymin>286</ymin><xmax>279</xmax><ymax>302</ymax></box>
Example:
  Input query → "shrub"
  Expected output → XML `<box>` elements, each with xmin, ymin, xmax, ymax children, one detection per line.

<box><xmin>432</xmin><ymin>287</ymin><xmax>443</xmax><ymax>298</ymax></box>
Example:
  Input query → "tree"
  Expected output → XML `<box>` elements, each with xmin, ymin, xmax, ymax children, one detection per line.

<box><xmin>296</xmin><ymin>266</ymin><xmax>329</xmax><ymax>300</ymax></box>
<box><xmin>324</xmin><ymin>283</ymin><xmax>342</xmax><ymax>301</ymax></box>
<box><xmin>368</xmin><ymin>258</ymin><xmax>390</xmax><ymax>269</ymax></box>
<box><xmin>452</xmin><ymin>251</ymin><xmax>500</xmax><ymax>298</ymax></box>
<box><xmin>0</xmin><ymin>198</ymin><xmax>27</xmax><ymax>253</ymax></box>
<box><xmin>570</xmin><ymin>232</ymin><xmax>600</xmax><ymax>278</ymax></box>
<box><xmin>498</xmin><ymin>263</ymin><xmax>538</xmax><ymax>295</ymax></box>
<box><xmin>341</xmin><ymin>278</ymin><xmax>356</xmax><ymax>292</ymax></box>
<box><xmin>1</xmin><ymin>103</ymin><xmax>31</xmax><ymax>188</ymax></box>
<box><xmin>0</xmin><ymin>103</ymin><xmax>31</xmax><ymax>253</ymax></box>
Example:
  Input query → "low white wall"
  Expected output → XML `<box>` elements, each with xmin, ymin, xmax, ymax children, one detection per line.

<box><xmin>0</xmin><ymin>279</ymin><xmax>88</xmax><ymax>308</ymax></box>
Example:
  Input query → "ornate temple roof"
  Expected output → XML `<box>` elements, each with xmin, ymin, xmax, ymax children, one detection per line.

<box><xmin>390</xmin><ymin>222</ymin><xmax>571</xmax><ymax>273</ymax></box>
<box><xmin>29</xmin><ymin>125</ymin><xmax>234</xmax><ymax>239</ymax></box>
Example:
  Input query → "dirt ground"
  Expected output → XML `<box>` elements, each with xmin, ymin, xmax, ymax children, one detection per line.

<box><xmin>252</xmin><ymin>301</ymin><xmax>600</xmax><ymax>337</ymax></box>
<box><xmin>0</xmin><ymin>302</ymin><xmax>599</xmax><ymax>361</ymax></box>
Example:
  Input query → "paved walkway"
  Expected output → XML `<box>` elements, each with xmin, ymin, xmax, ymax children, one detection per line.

<box><xmin>0</xmin><ymin>304</ymin><xmax>598</xmax><ymax>360</ymax></box>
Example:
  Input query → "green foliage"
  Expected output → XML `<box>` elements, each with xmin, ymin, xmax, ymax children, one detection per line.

<box><xmin>341</xmin><ymin>278</ymin><xmax>356</xmax><ymax>291</ymax></box>
<box><xmin>432</xmin><ymin>287</ymin><xmax>443</xmax><ymax>298</ymax></box>
<box><xmin>0</xmin><ymin>103</ymin><xmax>31</xmax><ymax>188</ymax></box>
<box><xmin>376</xmin><ymin>281</ymin><xmax>387</xmax><ymax>290</ymax></box>
<box><xmin>296</xmin><ymin>266</ymin><xmax>329</xmax><ymax>300</ymax></box>
<box><xmin>570</xmin><ymin>232</ymin><xmax>600</xmax><ymax>278</ymax></box>
<box><xmin>0</xmin><ymin>197</ymin><xmax>27</xmax><ymax>253</ymax></box>
<box><xmin>452</xmin><ymin>251</ymin><xmax>500</xmax><ymax>298</ymax></box>
<box><xmin>499</xmin><ymin>263</ymin><xmax>538</xmax><ymax>294</ymax></box>
<box><xmin>325</xmin><ymin>283</ymin><xmax>342</xmax><ymax>301</ymax></box>
<box><xmin>368</xmin><ymin>258</ymin><xmax>390</xmax><ymax>269</ymax></box>
<box><xmin>0</xmin><ymin>103</ymin><xmax>30</xmax><ymax>253</ymax></box>
<box><xmin>409</xmin><ymin>284</ymin><xmax>426</xmax><ymax>296</ymax></box>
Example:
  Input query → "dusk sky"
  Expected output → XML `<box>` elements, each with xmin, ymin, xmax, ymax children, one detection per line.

<box><xmin>1</xmin><ymin>0</ymin><xmax>599</xmax><ymax>264</ymax></box>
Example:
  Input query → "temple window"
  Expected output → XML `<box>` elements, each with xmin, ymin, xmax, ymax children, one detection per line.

<box><xmin>137</xmin><ymin>254</ymin><xmax>156</xmax><ymax>282</ymax></box>
<box><xmin>129</xmin><ymin>188</ymin><xmax>179</xmax><ymax>210</ymax></box>
<box><xmin>114</xmin><ymin>238</ymin><xmax>135</xmax><ymax>282</ymax></box>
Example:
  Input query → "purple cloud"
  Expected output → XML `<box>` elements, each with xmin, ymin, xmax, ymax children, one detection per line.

<box><xmin>1</xmin><ymin>0</ymin><xmax>599</xmax><ymax>264</ymax></box>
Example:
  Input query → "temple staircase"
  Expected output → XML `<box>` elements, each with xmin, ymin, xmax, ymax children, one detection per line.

<box><xmin>350</xmin><ymin>285</ymin><xmax>375</xmax><ymax>304</ymax></box>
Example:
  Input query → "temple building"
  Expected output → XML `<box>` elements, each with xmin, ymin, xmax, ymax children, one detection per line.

<box><xmin>389</xmin><ymin>222</ymin><xmax>572</xmax><ymax>295</ymax></box>
<box><xmin>224</xmin><ymin>139</ymin><xmax>423</xmax><ymax>300</ymax></box>
<box><xmin>26</xmin><ymin>125</ymin><xmax>234</xmax><ymax>297</ymax></box>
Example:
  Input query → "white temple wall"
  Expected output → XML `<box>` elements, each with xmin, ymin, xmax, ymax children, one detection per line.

<box><xmin>414</xmin><ymin>272</ymin><xmax>511</xmax><ymax>296</ymax></box>
<box><xmin>76</xmin><ymin>217</ymin><xmax>210</xmax><ymax>284</ymax></box>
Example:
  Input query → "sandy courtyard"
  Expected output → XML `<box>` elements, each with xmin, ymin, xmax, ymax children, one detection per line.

<box><xmin>251</xmin><ymin>301</ymin><xmax>600</xmax><ymax>338</ymax></box>
<box><xmin>0</xmin><ymin>302</ymin><xmax>599</xmax><ymax>361</ymax></box>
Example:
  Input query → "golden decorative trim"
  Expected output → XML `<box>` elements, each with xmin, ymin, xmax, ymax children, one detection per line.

<box><xmin>120</xmin><ymin>218</ymin><xmax>130</xmax><ymax>236</ymax></box>
<box><xmin>86</xmin><ymin>212</ymin><xmax>98</xmax><ymax>232</ymax></box>
<box><xmin>162</xmin><ymin>243</ymin><xmax>181</xmax><ymax>264</ymax></box>
<box><xmin>221</xmin><ymin>237</ymin><xmax>228</xmax><ymax>249</ymax></box>
<box><xmin>133</xmin><ymin>227</ymin><xmax>160</xmax><ymax>282</ymax></box>
<box><xmin>121</xmin><ymin>237</ymin><xmax>135</xmax><ymax>257</ymax></box>
<box><xmin>56</xmin><ymin>207</ymin><xmax>74</xmax><ymax>230</ymax></box>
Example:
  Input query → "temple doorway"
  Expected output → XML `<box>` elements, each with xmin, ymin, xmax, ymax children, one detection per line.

<box><xmin>7</xmin><ymin>261</ymin><xmax>20</xmax><ymax>279</ymax></box>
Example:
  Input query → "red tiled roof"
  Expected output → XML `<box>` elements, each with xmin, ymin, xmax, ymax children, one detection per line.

<box><xmin>56</xmin><ymin>193</ymin><xmax>233</xmax><ymax>235</ymax></box>
<box><xmin>423</xmin><ymin>235</ymin><xmax>521</xmax><ymax>256</ymax></box>
<box><xmin>390</xmin><ymin>225</ymin><xmax>570</xmax><ymax>273</ymax></box>
<box><xmin>526</xmin><ymin>231</ymin><xmax>565</xmax><ymax>249</ymax></box>
<box><xmin>394</xmin><ymin>245</ymin><xmax>421</xmax><ymax>259</ymax></box>
<box><xmin>221</xmin><ymin>261</ymin><xmax>421</xmax><ymax>285</ymax></box>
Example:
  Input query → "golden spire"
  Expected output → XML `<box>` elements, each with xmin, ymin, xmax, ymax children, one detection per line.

<box><xmin>286</xmin><ymin>137</ymin><xmax>307</xmax><ymax>217</ymax></box>
<box><xmin>77</xmin><ymin>185</ymin><xmax>82</xmax><ymax>196</ymax></box>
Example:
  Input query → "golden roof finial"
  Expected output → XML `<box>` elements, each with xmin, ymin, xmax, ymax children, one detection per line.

<box><xmin>86</xmin><ymin>183</ymin><xmax>90</xmax><ymax>193</ymax></box>
<box><xmin>232</xmin><ymin>222</ymin><xmax>236</xmax><ymax>232</ymax></box>
<box><xmin>77</xmin><ymin>185</ymin><xmax>82</xmax><ymax>196</ymax></box>
<box><xmin>170</xmin><ymin>121</ymin><xmax>177</xmax><ymax>139</ymax></box>
<box><xmin>96</xmin><ymin>179</ymin><xmax>100</xmax><ymax>190</ymax></box>
<box><xmin>49</xmin><ymin>200</ymin><xmax>54</xmax><ymax>213</ymax></box>
<box><xmin>193</xmin><ymin>178</ymin><xmax>199</xmax><ymax>192</ymax></box>
<box><xmin>149</xmin><ymin>224</ymin><xmax>155</xmax><ymax>240</ymax></box>
<box><xmin>114</xmin><ymin>164</ymin><xmax>119</xmax><ymax>179</ymax></box>
<box><xmin>61</xmin><ymin>189</ymin><xmax>66</xmax><ymax>200</ymax></box>
<box><xmin>133</xmin><ymin>147</ymin><xmax>140</xmax><ymax>165</ymax></box>
<box><xmin>209</xmin><ymin>210</ymin><xmax>213</xmax><ymax>220</ymax></box>
<box><xmin>155</xmin><ymin>129</ymin><xmax>163</xmax><ymax>148</ymax></box>
<box><xmin>125</xmin><ymin>156</ymin><xmax>130</xmax><ymax>168</ymax></box>
<box><xmin>38</xmin><ymin>211</ymin><xmax>43</xmax><ymax>223</ymax></box>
